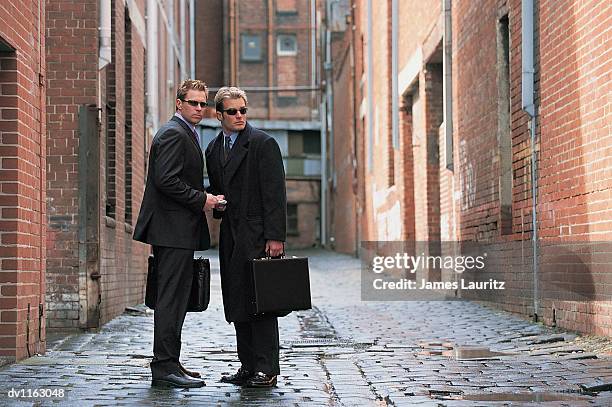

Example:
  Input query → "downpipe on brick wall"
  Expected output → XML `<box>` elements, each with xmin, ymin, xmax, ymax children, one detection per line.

<box><xmin>522</xmin><ymin>0</ymin><xmax>539</xmax><ymax>322</ymax></box>
<box><xmin>98</xmin><ymin>0</ymin><xmax>111</xmax><ymax>69</ymax></box>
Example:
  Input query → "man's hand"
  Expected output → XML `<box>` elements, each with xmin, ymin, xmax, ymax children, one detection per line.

<box><xmin>204</xmin><ymin>193</ymin><xmax>222</xmax><ymax>211</ymax></box>
<box><xmin>265</xmin><ymin>240</ymin><xmax>284</xmax><ymax>257</ymax></box>
<box><xmin>215</xmin><ymin>194</ymin><xmax>227</xmax><ymax>211</ymax></box>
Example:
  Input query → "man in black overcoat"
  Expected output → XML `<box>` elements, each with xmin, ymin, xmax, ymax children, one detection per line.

<box><xmin>205</xmin><ymin>86</ymin><xmax>287</xmax><ymax>388</ymax></box>
<box><xmin>134</xmin><ymin>79</ymin><xmax>223</xmax><ymax>388</ymax></box>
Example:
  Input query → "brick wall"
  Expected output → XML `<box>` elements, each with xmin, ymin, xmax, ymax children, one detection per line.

<box><xmin>536</xmin><ymin>0</ymin><xmax>612</xmax><ymax>335</ymax></box>
<box><xmin>330</xmin><ymin>30</ymin><xmax>357</xmax><ymax>254</ymax></box>
<box><xmin>331</xmin><ymin>0</ymin><xmax>611</xmax><ymax>335</ymax></box>
<box><xmin>0</xmin><ymin>0</ymin><xmax>47</xmax><ymax>361</ymax></box>
<box><xmin>99</xmin><ymin>0</ymin><xmax>149</xmax><ymax>326</ymax></box>
<box><xmin>197</xmin><ymin>0</ymin><xmax>317</xmax><ymax>120</ymax></box>
<box><xmin>46</xmin><ymin>0</ymin><xmax>99</xmax><ymax>329</ymax></box>
<box><xmin>286</xmin><ymin>179</ymin><xmax>320</xmax><ymax>249</ymax></box>
<box><xmin>46</xmin><ymin>0</ymin><xmax>149</xmax><ymax>329</ymax></box>
<box><xmin>195</xmin><ymin>0</ymin><xmax>224</xmax><ymax>88</ymax></box>
<box><xmin>197</xmin><ymin>0</ymin><xmax>322</xmax><ymax>248</ymax></box>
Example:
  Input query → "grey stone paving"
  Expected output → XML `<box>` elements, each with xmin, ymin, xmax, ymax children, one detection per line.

<box><xmin>0</xmin><ymin>249</ymin><xmax>610</xmax><ymax>406</ymax></box>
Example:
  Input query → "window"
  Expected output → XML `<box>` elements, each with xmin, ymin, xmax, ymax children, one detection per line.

<box><xmin>241</xmin><ymin>34</ymin><xmax>262</xmax><ymax>61</ymax></box>
<box><xmin>276</xmin><ymin>0</ymin><xmax>297</xmax><ymax>14</ymax></box>
<box><xmin>277</xmin><ymin>34</ymin><xmax>297</xmax><ymax>56</ymax></box>
<box><xmin>287</xmin><ymin>204</ymin><xmax>299</xmax><ymax>235</ymax></box>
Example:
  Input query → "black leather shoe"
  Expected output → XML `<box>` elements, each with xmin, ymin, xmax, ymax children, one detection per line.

<box><xmin>151</xmin><ymin>372</ymin><xmax>206</xmax><ymax>388</ymax></box>
<box><xmin>220</xmin><ymin>367</ymin><xmax>254</xmax><ymax>385</ymax></box>
<box><xmin>245</xmin><ymin>372</ymin><xmax>277</xmax><ymax>388</ymax></box>
<box><xmin>180</xmin><ymin>363</ymin><xmax>201</xmax><ymax>378</ymax></box>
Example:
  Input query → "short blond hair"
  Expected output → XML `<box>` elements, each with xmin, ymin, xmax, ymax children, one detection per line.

<box><xmin>176</xmin><ymin>79</ymin><xmax>208</xmax><ymax>101</ymax></box>
<box><xmin>214</xmin><ymin>86</ymin><xmax>248</xmax><ymax>111</ymax></box>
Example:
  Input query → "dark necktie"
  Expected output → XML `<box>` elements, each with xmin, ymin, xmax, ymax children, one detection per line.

<box><xmin>192</xmin><ymin>129</ymin><xmax>200</xmax><ymax>145</ymax></box>
<box><xmin>223</xmin><ymin>136</ymin><xmax>232</xmax><ymax>163</ymax></box>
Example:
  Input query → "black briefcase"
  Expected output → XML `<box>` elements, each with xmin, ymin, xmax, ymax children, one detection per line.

<box><xmin>250</xmin><ymin>256</ymin><xmax>311</xmax><ymax>316</ymax></box>
<box><xmin>145</xmin><ymin>255</ymin><xmax>210</xmax><ymax>312</ymax></box>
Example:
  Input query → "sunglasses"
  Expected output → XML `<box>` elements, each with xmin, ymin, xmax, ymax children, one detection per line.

<box><xmin>221</xmin><ymin>107</ymin><xmax>248</xmax><ymax>116</ymax></box>
<box><xmin>183</xmin><ymin>99</ymin><xmax>209</xmax><ymax>108</ymax></box>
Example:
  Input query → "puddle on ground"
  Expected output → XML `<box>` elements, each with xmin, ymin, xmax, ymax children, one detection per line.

<box><xmin>451</xmin><ymin>346</ymin><xmax>515</xmax><ymax>360</ymax></box>
<box><xmin>439</xmin><ymin>392</ymin><xmax>593</xmax><ymax>402</ymax></box>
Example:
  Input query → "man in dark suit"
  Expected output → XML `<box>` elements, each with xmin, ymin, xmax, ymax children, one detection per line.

<box><xmin>134</xmin><ymin>79</ymin><xmax>222</xmax><ymax>388</ymax></box>
<box><xmin>205</xmin><ymin>86</ymin><xmax>287</xmax><ymax>388</ymax></box>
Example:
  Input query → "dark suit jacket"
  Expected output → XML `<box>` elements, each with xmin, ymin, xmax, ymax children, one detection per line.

<box><xmin>133</xmin><ymin>116</ymin><xmax>210</xmax><ymax>250</ymax></box>
<box><xmin>205</xmin><ymin>122</ymin><xmax>287</xmax><ymax>322</ymax></box>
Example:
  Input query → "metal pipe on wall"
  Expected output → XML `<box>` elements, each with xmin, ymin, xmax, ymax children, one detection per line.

<box><xmin>99</xmin><ymin>0</ymin><xmax>111</xmax><ymax>69</ymax></box>
<box><xmin>391</xmin><ymin>0</ymin><xmax>398</xmax><ymax>149</ymax></box>
<box><xmin>522</xmin><ymin>0</ymin><xmax>539</xmax><ymax>321</ymax></box>
<box><xmin>229</xmin><ymin>0</ymin><xmax>236</xmax><ymax>84</ymax></box>
<box><xmin>320</xmin><ymin>2</ymin><xmax>328</xmax><ymax>247</ymax></box>
<box><xmin>167</xmin><ymin>0</ymin><xmax>175</xmax><ymax>111</ymax></box>
<box><xmin>443</xmin><ymin>0</ymin><xmax>453</xmax><ymax>171</ymax></box>
<box><xmin>189</xmin><ymin>0</ymin><xmax>195</xmax><ymax>78</ymax></box>
<box><xmin>366</xmin><ymin>0</ymin><xmax>373</xmax><ymax>170</ymax></box>
<box><xmin>311</xmin><ymin>0</ymin><xmax>317</xmax><ymax>120</ymax></box>
<box><xmin>349</xmin><ymin>0</ymin><xmax>359</xmax><ymax>256</ymax></box>
<box><xmin>267</xmin><ymin>0</ymin><xmax>274</xmax><ymax>119</ymax></box>
<box><xmin>325</xmin><ymin>0</ymin><xmax>335</xmax><ymax>192</ymax></box>
<box><xmin>146</xmin><ymin>0</ymin><xmax>160</xmax><ymax>132</ymax></box>
<box><xmin>180</xmin><ymin>0</ymin><xmax>187</xmax><ymax>79</ymax></box>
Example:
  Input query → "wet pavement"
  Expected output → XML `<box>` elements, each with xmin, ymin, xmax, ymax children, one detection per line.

<box><xmin>0</xmin><ymin>249</ymin><xmax>611</xmax><ymax>406</ymax></box>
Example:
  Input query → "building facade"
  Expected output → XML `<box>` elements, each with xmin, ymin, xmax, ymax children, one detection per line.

<box><xmin>331</xmin><ymin>0</ymin><xmax>611</xmax><ymax>336</ymax></box>
<box><xmin>196</xmin><ymin>0</ymin><xmax>322</xmax><ymax>249</ymax></box>
<box><xmin>45</xmin><ymin>0</ymin><xmax>195</xmax><ymax>331</ymax></box>
<box><xmin>0</xmin><ymin>0</ymin><xmax>47</xmax><ymax>362</ymax></box>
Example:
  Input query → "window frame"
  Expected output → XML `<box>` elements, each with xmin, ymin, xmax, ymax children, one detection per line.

<box><xmin>277</xmin><ymin>34</ymin><xmax>298</xmax><ymax>56</ymax></box>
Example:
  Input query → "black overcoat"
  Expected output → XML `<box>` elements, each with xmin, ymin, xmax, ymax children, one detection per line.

<box><xmin>133</xmin><ymin>116</ymin><xmax>210</xmax><ymax>250</ymax></box>
<box><xmin>205</xmin><ymin>122</ymin><xmax>287</xmax><ymax>322</ymax></box>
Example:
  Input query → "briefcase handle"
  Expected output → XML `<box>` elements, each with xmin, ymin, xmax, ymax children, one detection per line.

<box><xmin>264</xmin><ymin>242</ymin><xmax>285</xmax><ymax>259</ymax></box>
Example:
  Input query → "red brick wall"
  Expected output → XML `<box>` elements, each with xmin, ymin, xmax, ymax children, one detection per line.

<box><xmin>332</xmin><ymin>0</ymin><xmax>611</xmax><ymax>335</ymax></box>
<box><xmin>99</xmin><ymin>0</ymin><xmax>149</xmax><ymax>325</ymax></box>
<box><xmin>126</xmin><ymin>1</ymin><xmax>148</xmax><ymax>315</ymax></box>
<box><xmin>198</xmin><ymin>0</ymin><xmax>317</xmax><ymax>120</ymax></box>
<box><xmin>0</xmin><ymin>0</ymin><xmax>47</xmax><ymax>360</ymax></box>
<box><xmin>449</xmin><ymin>0</ymin><xmax>611</xmax><ymax>334</ymax></box>
<box><xmin>196</xmin><ymin>0</ymin><xmax>224</xmax><ymax>87</ymax></box>
<box><xmin>330</xmin><ymin>30</ymin><xmax>357</xmax><ymax>254</ymax></box>
<box><xmin>46</xmin><ymin>0</ymin><xmax>99</xmax><ymax>329</ymax></box>
<box><xmin>286</xmin><ymin>179</ymin><xmax>320</xmax><ymax>249</ymax></box>
<box><xmin>46</xmin><ymin>0</ymin><xmax>149</xmax><ymax>329</ymax></box>
<box><xmin>536</xmin><ymin>0</ymin><xmax>612</xmax><ymax>335</ymax></box>
<box><xmin>198</xmin><ymin>0</ymin><xmax>322</xmax><ymax>248</ymax></box>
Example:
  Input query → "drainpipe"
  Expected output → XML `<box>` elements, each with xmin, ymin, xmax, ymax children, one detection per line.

<box><xmin>189</xmin><ymin>0</ymin><xmax>195</xmax><ymax>78</ymax></box>
<box><xmin>266</xmin><ymin>0</ymin><xmax>273</xmax><ymax>117</ymax></box>
<box><xmin>98</xmin><ymin>0</ymin><xmax>111</xmax><ymax>69</ymax></box>
<box><xmin>320</xmin><ymin>3</ymin><xmax>328</xmax><ymax>247</ymax></box>
<box><xmin>366</xmin><ymin>0</ymin><xmax>373</xmax><ymax>170</ymax></box>
<box><xmin>522</xmin><ymin>0</ymin><xmax>539</xmax><ymax>321</ymax></box>
<box><xmin>443</xmin><ymin>0</ymin><xmax>453</xmax><ymax>171</ymax></box>
<box><xmin>311</xmin><ymin>0</ymin><xmax>317</xmax><ymax>120</ymax></box>
<box><xmin>167</xmin><ymin>0</ymin><xmax>175</xmax><ymax>106</ymax></box>
<box><xmin>325</xmin><ymin>1</ymin><xmax>336</xmax><ymax>192</ymax></box>
<box><xmin>350</xmin><ymin>0</ymin><xmax>359</xmax><ymax>255</ymax></box>
<box><xmin>180</xmin><ymin>0</ymin><xmax>187</xmax><ymax>79</ymax></box>
<box><xmin>146</xmin><ymin>0</ymin><xmax>160</xmax><ymax>132</ymax></box>
<box><xmin>391</xmin><ymin>0</ymin><xmax>398</xmax><ymax>149</ymax></box>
